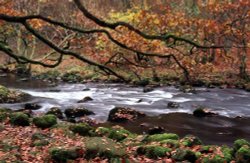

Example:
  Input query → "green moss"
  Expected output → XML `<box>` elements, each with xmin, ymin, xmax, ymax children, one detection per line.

<box><xmin>69</xmin><ymin>123</ymin><xmax>93</xmax><ymax>136</ymax></box>
<box><xmin>46</xmin><ymin>107</ymin><xmax>63</xmax><ymax>119</ymax></box>
<box><xmin>172</xmin><ymin>149</ymin><xmax>197</xmax><ymax>162</ymax></box>
<box><xmin>10</xmin><ymin>112</ymin><xmax>30</xmax><ymax>126</ymax></box>
<box><xmin>137</xmin><ymin>145</ymin><xmax>171</xmax><ymax>159</ymax></box>
<box><xmin>95</xmin><ymin>127</ymin><xmax>112</xmax><ymax>137</ymax></box>
<box><xmin>234</xmin><ymin>139</ymin><xmax>250</xmax><ymax>151</ymax></box>
<box><xmin>236</xmin><ymin>145</ymin><xmax>250</xmax><ymax>163</ymax></box>
<box><xmin>109</xmin><ymin>128</ymin><xmax>133</xmax><ymax>141</ymax></box>
<box><xmin>33</xmin><ymin>115</ymin><xmax>57</xmax><ymax>129</ymax></box>
<box><xmin>50</xmin><ymin>147</ymin><xmax>83</xmax><ymax>163</ymax></box>
<box><xmin>145</xmin><ymin>133</ymin><xmax>179</xmax><ymax>142</ymax></box>
<box><xmin>201</xmin><ymin>154</ymin><xmax>229</xmax><ymax>163</ymax></box>
<box><xmin>221</xmin><ymin>146</ymin><xmax>233</xmax><ymax>162</ymax></box>
<box><xmin>180</xmin><ymin>135</ymin><xmax>202</xmax><ymax>147</ymax></box>
<box><xmin>160</xmin><ymin>139</ymin><xmax>179</xmax><ymax>148</ymax></box>
<box><xmin>0</xmin><ymin>85</ymin><xmax>9</xmax><ymax>98</ymax></box>
<box><xmin>85</xmin><ymin>137</ymin><xmax>126</xmax><ymax>159</ymax></box>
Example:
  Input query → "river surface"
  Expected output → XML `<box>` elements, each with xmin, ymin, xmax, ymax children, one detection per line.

<box><xmin>0</xmin><ymin>74</ymin><xmax>249</xmax><ymax>145</ymax></box>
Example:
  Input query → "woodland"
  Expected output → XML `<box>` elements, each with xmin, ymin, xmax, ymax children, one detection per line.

<box><xmin>0</xmin><ymin>0</ymin><xmax>250</xmax><ymax>162</ymax></box>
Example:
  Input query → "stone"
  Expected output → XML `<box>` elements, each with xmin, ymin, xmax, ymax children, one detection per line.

<box><xmin>172</xmin><ymin>149</ymin><xmax>197</xmax><ymax>162</ymax></box>
<box><xmin>33</xmin><ymin>114</ymin><xmax>57</xmax><ymax>129</ymax></box>
<box><xmin>85</xmin><ymin>137</ymin><xmax>126</xmax><ymax>159</ymax></box>
<box><xmin>77</xmin><ymin>96</ymin><xmax>93</xmax><ymax>103</ymax></box>
<box><xmin>143</xmin><ymin>87</ymin><xmax>154</xmax><ymax>93</ymax></box>
<box><xmin>69</xmin><ymin>123</ymin><xmax>93</xmax><ymax>136</ymax></box>
<box><xmin>193</xmin><ymin>106</ymin><xmax>217</xmax><ymax>117</ymax></box>
<box><xmin>46</xmin><ymin>107</ymin><xmax>63</xmax><ymax>119</ymax></box>
<box><xmin>145</xmin><ymin>133</ymin><xmax>179</xmax><ymax>142</ymax></box>
<box><xmin>24</xmin><ymin>103</ymin><xmax>41</xmax><ymax>110</ymax></box>
<box><xmin>50</xmin><ymin>147</ymin><xmax>84</xmax><ymax>162</ymax></box>
<box><xmin>0</xmin><ymin>85</ymin><xmax>30</xmax><ymax>103</ymax></box>
<box><xmin>148</xmin><ymin>126</ymin><xmax>165</xmax><ymax>135</ymax></box>
<box><xmin>137</xmin><ymin>145</ymin><xmax>171</xmax><ymax>159</ymax></box>
<box><xmin>10</xmin><ymin>112</ymin><xmax>30</xmax><ymax>126</ymax></box>
<box><xmin>108</xmin><ymin>107</ymin><xmax>146</xmax><ymax>122</ymax></box>
<box><xmin>180</xmin><ymin>135</ymin><xmax>203</xmax><ymax>147</ymax></box>
<box><xmin>64</xmin><ymin>107</ymin><xmax>94</xmax><ymax>118</ymax></box>
<box><xmin>167</xmin><ymin>102</ymin><xmax>180</xmax><ymax>108</ymax></box>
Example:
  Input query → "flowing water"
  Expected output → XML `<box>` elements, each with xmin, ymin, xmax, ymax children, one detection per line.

<box><xmin>0</xmin><ymin>74</ymin><xmax>249</xmax><ymax>145</ymax></box>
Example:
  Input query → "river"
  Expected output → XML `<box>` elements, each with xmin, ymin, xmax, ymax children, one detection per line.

<box><xmin>0</xmin><ymin>74</ymin><xmax>249</xmax><ymax>145</ymax></box>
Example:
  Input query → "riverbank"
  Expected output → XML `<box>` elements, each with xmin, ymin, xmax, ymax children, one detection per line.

<box><xmin>0</xmin><ymin>108</ymin><xmax>249</xmax><ymax>162</ymax></box>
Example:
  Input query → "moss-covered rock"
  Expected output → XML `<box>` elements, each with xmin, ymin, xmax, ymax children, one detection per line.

<box><xmin>201</xmin><ymin>154</ymin><xmax>230</xmax><ymax>163</ymax></box>
<box><xmin>0</xmin><ymin>85</ymin><xmax>30</xmax><ymax>103</ymax></box>
<box><xmin>0</xmin><ymin>108</ymin><xmax>12</xmax><ymax>122</ymax></box>
<box><xmin>137</xmin><ymin>145</ymin><xmax>171</xmax><ymax>159</ymax></box>
<box><xmin>85</xmin><ymin>137</ymin><xmax>126</xmax><ymax>159</ymax></box>
<box><xmin>95</xmin><ymin>127</ymin><xmax>112</xmax><ymax>137</ymax></box>
<box><xmin>160</xmin><ymin>139</ymin><xmax>179</xmax><ymax>148</ymax></box>
<box><xmin>46</xmin><ymin>107</ymin><xmax>63</xmax><ymax>119</ymax></box>
<box><xmin>180</xmin><ymin>135</ymin><xmax>203</xmax><ymax>147</ymax></box>
<box><xmin>172</xmin><ymin>149</ymin><xmax>197</xmax><ymax>162</ymax></box>
<box><xmin>64</xmin><ymin>107</ymin><xmax>94</xmax><ymax>118</ymax></box>
<box><xmin>50</xmin><ymin>147</ymin><xmax>84</xmax><ymax>163</ymax></box>
<box><xmin>33</xmin><ymin>115</ymin><xmax>57</xmax><ymax>129</ymax></box>
<box><xmin>145</xmin><ymin>133</ymin><xmax>179</xmax><ymax>142</ymax></box>
<box><xmin>61</xmin><ymin>72</ymin><xmax>83</xmax><ymax>83</ymax></box>
<box><xmin>108</xmin><ymin>127</ymin><xmax>134</xmax><ymax>141</ymax></box>
<box><xmin>221</xmin><ymin>146</ymin><xmax>233</xmax><ymax>162</ymax></box>
<box><xmin>69</xmin><ymin>123</ymin><xmax>93</xmax><ymax>136</ymax></box>
<box><xmin>10</xmin><ymin>112</ymin><xmax>30</xmax><ymax>126</ymax></box>
<box><xmin>236</xmin><ymin>145</ymin><xmax>250</xmax><ymax>163</ymax></box>
<box><xmin>234</xmin><ymin>139</ymin><xmax>250</xmax><ymax>151</ymax></box>
<box><xmin>108</xmin><ymin>107</ymin><xmax>145</xmax><ymax>122</ymax></box>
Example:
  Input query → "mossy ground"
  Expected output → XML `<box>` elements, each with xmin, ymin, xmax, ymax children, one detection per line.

<box><xmin>0</xmin><ymin>108</ymin><xmax>249</xmax><ymax>162</ymax></box>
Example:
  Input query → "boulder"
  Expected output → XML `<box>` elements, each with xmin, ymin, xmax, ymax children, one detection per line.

<box><xmin>108</xmin><ymin>107</ymin><xmax>146</xmax><ymax>122</ymax></box>
<box><xmin>144</xmin><ymin>133</ymin><xmax>179</xmax><ymax>142</ymax></box>
<box><xmin>0</xmin><ymin>85</ymin><xmax>30</xmax><ymax>103</ymax></box>
<box><xmin>167</xmin><ymin>102</ymin><xmax>180</xmax><ymax>108</ymax></box>
<box><xmin>33</xmin><ymin>114</ymin><xmax>57</xmax><ymax>129</ymax></box>
<box><xmin>235</xmin><ymin>145</ymin><xmax>250</xmax><ymax>163</ymax></box>
<box><xmin>64</xmin><ymin>107</ymin><xmax>94</xmax><ymax>118</ymax></box>
<box><xmin>10</xmin><ymin>112</ymin><xmax>30</xmax><ymax>126</ymax></box>
<box><xmin>69</xmin><ymin>123</ymin><xmax>93</xmax><ymax>136</ymax></box>
<box><xmin>50</xmin><ymin>147</ymin><xmax>84</xmax><ymax>162</ymax></box>
<box><xmin>143</xmin><ymin>87</ymin><xmax>154</xmax><ymax>93</ymax></box>
<box><xmin>24</xmin><ymin>103</ymin><xmax>41</xmax><ymax>110</ymax></box>
<box><xmin>46</xmin><ymin>107</ymin><xmax>63</xmax><ymax>119</ymax></box>
<box><xmin>179</xmin><ymin>85</ymin><xmax>196</xmax><ymax>93</ymax></box>
<box><xmin>77</xmin><ymin>96</ymin><xmax>93</xmax><ymax>103</ymax></box>
<box><xmin>85</xmin><ymin>137</ymin><xmax>126</xmax><ymax>159</ymax></box>
<box><xmin>172</xmin><ymin>149</ymin><xmax>197</xmax><ymax>162</ymax></box>
<box><xmin>180</xmin><ymin>135</ymin><xmax>203</xmax><ymax>147</ymax></box>
<box><xmin>148</xmin><ymin>126</ymin><xmax>165</xmax><ymax>135</ymax></box>
<box><xmin>193</xmin><ymin>106</ymin><xmax>217</xmax><ymax>117</ymax></box>
<box><xmin>137</xmin><ymin>145</ymin><xmax>171</xmax><ymax>159</ymax></box>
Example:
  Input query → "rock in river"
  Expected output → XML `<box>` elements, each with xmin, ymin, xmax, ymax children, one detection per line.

<box><xmin>64</xmin><ymin>107</ymin><xmax>94</xmax><ymax>118</ymax></box>
<box><xmin>0</xmin><ymin>85</ymin><xmax>30</xmax><ymax>103</ymax></box>
<box><xmin>108</xmin><ymin>107</ymin><xmax>146</xmax><ymax>122</ymax></box>
<box><xmin>193</xmin><ymin>106</ymin><xmax>217</xmax><ymax>117</ymax></box>
<box><xmin>77</xmin><ymin>96</ymin><xmax>93</xmax><ymax>103</ymax></box>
